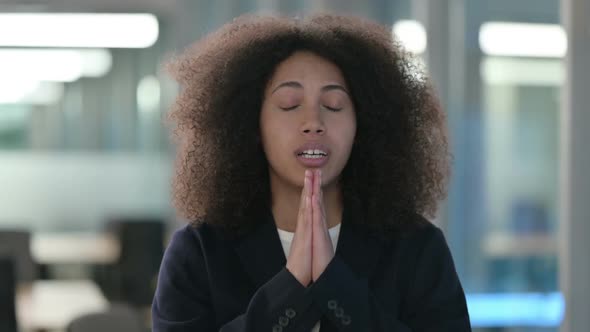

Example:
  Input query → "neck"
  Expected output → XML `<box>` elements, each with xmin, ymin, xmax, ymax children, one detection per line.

<box><xmin>269</xmin><ymin>172</ymin><xmax>343</xmax><ymax>232</ymax></box>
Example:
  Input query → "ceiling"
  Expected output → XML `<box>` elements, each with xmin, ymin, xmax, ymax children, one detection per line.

<box><xmin>0</xmin><ymin>0</ymin><xmax>179</xmax><ymax>17</ymax></box>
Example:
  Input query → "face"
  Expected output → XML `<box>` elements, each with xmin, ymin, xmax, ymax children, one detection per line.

<box><xmin>260</xmin><ymin>51</ymin><xmax>356</xmax><ymax>189</ymax></box>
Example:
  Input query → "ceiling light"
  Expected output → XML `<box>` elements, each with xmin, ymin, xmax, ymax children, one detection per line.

<box><xmin>0</xmin><ymin>13</ymin><xmax>159</xmax><ymax>48</ymax></box>
<box><xmin>482</xmin><ymin>57</ymin><xmax>564</xmax><ymax>86</ymax></box>
<box><xmin>0</xmin><ymin>80</ymin><xmax>64</xmax><ymax>105</ymax></box>
<box><xmin>0</xmin><ymin>49</ymin><xmax>112</xmax><ymax>82</ymax></box>
<box><xmin>392</xmin><ymin>20</ymin><xmax>427</xmax><ymax>54</ymax></box>
<box><xmin>480</xmin><ymin>22</ymin><xmax>567</xmax><ymax>58</ymax></box>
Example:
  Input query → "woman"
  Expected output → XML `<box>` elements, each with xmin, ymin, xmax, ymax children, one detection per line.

<box><xmin>152</xmin><ymin>13</ymin><xmax>471</xmax><ymax>332</ymax></box>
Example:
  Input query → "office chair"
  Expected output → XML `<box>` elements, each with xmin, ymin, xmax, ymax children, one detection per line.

<box><xmin>0</xmin><ymin>257</ymin><xmax>18</xmax><ymax>332</ymax></box>
<box><xmin>0</xmin><ymin>229</ymin><xmax>36</xmax><ymax>282</ymax></box>
<box><xmin>66</xmin><ymin>304</ymin><xmax>145</xmax><ymax>332</ymax></box>
<box><xmin>95</xmin><ymin>218</ymin><xmax>165</xmax><ymax>307</ymax></box>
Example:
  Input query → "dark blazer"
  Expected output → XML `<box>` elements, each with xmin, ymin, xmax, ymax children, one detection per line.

<box><xmin>152</xmin><ymin>198</ymin><xmax>471</xmax><ymax>331</ymax></box>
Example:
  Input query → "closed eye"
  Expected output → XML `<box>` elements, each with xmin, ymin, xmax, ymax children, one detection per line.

<box><xmin>324</xmin><ymin>105</ymin><xmax>342</xmax><ymax>112</ymax></box>
<box><xmin>280</xmin><ymin>105</ymin><xmax>299</xmax><ymax>111</ymax></box>
<box><xmin>280</xmin><ymin>105</ymin><xmax>342</xmax><ymax>111</ymax></box>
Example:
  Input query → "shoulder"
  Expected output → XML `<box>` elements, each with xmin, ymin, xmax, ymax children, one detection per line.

<box><xmin>402</xmin><ymin>213</ymin><xmax>445</xmax><ymax>243</ymax></box>
<box><xmin>153</xmin><ymin>224</ymin><xmax>219</xmax><ymax>326</ymax></box>
<box><xmin>364</xmin><ymin>212</ymin><xmax>451</xmax><ymax>269</ymax></box>
<box><xmin>161</xmin><ymin>225</ymin><xmax>201</xmax><ymax>272</ymax></box>
<box><xmin>393</xmin><ymin>217</ymin><xmax>469</xmax><ymax>327</ymax></box>
<box><xmin>165</xmin><ymin>221</ymin><xmax>237</xmax><ymax>264</ymax></box>
<box><xmin>159</xmin><ymin>222</ymin><xmax>230</xmax><ymax>287</ymax></box>
<box><xmin>167</xmin><ymin>222</ymin><xmax>226</xmax><ymax>252</ymax></box>
<box><xmin>167</xmin><ymin>224</ymin><xmax>201</xmax><ymax>253</ymax></box>
<box><xmin>377</xmin><ymin>212</ymin><xmax>444</xmax><ymax>246</ymax></box>
<box><xmin>390</xmin><ymin>213</ymin><xmax>451</xmax><ymax>262</ymax></box>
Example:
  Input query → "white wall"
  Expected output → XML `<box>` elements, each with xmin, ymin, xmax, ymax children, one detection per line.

<box><xmin>0</xmin><ymin>152</ymin><xmax>173</xmax><ymax>231</ymax></box>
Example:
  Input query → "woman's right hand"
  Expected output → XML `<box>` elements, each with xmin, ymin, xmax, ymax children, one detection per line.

<box><xmin>285</xmin><ymin>169</ymin><xmax>313</xmax><ymax>286</ymax></box>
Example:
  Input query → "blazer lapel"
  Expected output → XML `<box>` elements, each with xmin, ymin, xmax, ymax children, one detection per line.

<box><xmin>234</xmin><ymin>207</ymin><xmax>286</xmax><ymax>289</ymax></box>
<box><xmin>334</xmin><ymin>197</ymin><xmax>382</xmax><ymax>280</ymax></box>
<box><xmin>234</xmin><ymin>196</ymin><xmax>382</xmax><ymax>292</ymax></box>
<box><xmin>319</xmin><ymin>198</ymin><xmax>382</xmax><ymax>332</ymax></box>
<box><xmin>320</xmin><ymin>198</ymin><xmax>381</xmax><ymax>332</ymax></box>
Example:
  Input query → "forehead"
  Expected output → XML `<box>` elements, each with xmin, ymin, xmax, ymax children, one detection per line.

<box><xmin>267</xmin><ymin>51</ymin><xmax>347</xmax><ymax>87</ymax></box>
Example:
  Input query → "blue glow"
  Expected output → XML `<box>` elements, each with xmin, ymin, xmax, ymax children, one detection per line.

<box><xmin>466</xmin><ymin>292</ymin><xmax>565</xmax><ymax>327</ymax></box>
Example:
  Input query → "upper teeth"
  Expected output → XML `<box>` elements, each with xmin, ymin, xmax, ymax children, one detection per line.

<box><xmin>300</xmin><ymin>149</ymin><xmax>327</xmax><ymax>156</ymax></box>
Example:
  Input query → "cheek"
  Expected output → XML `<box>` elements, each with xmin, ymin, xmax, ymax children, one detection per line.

<box><xmin>335</xmin><ymin>116</ymin><xmax>356</xmax><ymax>151</ymax></box>
<box><xmin>260</xmin><ymin>115</ymin><xmax>291</xmax><ymax>162</ymax></box>
<box><xmin>259</xmin><ymin>109</ymin><xmax>276</xmax><ymax>149</ymax></box>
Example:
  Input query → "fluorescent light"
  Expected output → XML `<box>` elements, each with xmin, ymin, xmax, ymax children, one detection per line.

<box><xmin>392</xmin><ymin>20</ymin><xmax>427</xmax><ymax>54</ymax></box>
<box><xmin>0</xmin><ymin>50</ymin><xmax>82</xmax><ymax>82</ymax></box>
<box><xmin>0</xmin><ymin>13</ymin><xmax>159</xmax><ymax>48</ymax></box>
<box><xmin>0</xmin><ymin>80</ymin><xmax>39</xmax><ymax>104</ymax></box>
<box><xmin>467</xmin><ymin>292</ymin><xmax>564</xmax><ymax>327</ymax></box>
<box><xmin>480</xmin><ymin>22</ymin><xmax>567</xmax><ymax>58</ymax></box>
<box><xmin>0</xmin><ymin>49</ymin><xmax>112</xmax><ymax>82</ymax></box>
<box><xmin>482</xmin><ymin>57</ymin><xmax>564</xmax><ymax>86</ymax></box>
<box><xmin>0</xmin><ymin>80</ymin><xmax>63</xmax><ymax>105</ymax></box>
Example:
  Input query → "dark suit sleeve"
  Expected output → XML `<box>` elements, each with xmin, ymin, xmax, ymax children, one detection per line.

<box><xmin>309</xmin><ymin>226</ymin><xmax>471</xmax><ymax>331</ymax></box>
<box><xmin>220</xmin><ymin>267</ymin><xmax>319</xmax><ymax>332</ymax></box>
<box><xmin>400</xmin><ymin>227</ymin><xmax>472</xmax><ymax>331</ymax></box>
<box><xmin>152</xmin><ymin>226</ymin><xmax>319</xmax><ymax>332</ymax></box>
<box><xmin>151</xmin><ymin>227</ymin><xmax>216</xmax><ymax>331</ymax></box>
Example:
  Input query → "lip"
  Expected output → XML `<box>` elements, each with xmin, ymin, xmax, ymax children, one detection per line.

<box><xmin>296</xmin><ymin>154</ymin><xmax>329</xmax><ymax>168</ymax></box>
<box><xmin>294</xmin><ymin>142</ymin><xmax>330</xmax><ymax>168</ymax></box>
<box><xmin>294</xmin><ymin>142</ymin><xmax>330</xmax><ymax>156</ymax></box>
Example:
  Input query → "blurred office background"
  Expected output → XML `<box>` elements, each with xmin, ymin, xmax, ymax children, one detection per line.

<box><xmin>0</xmin><ymin>0</ymin><xmax>588</xmax><ymax>331</ymax></box>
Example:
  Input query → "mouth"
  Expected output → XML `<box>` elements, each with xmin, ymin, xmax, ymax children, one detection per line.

<box><xmin>294</xmin><ymin>143</ymin><xmax>330</xmax><ymax>168</ymax></box>
<box><xmin>296</xmin><ymin>150</ymin><xmax>328</xmax><ymax>158</ymax></box>
<box><xmin>297</xmin><ymin>154</ymin><xmax>328</xmax><ymax>168</ymax></box>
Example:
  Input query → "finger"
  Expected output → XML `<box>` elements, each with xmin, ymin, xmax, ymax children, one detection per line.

<box><xmin>297</xmin><ymin>170</ymin><xmax>308</xmax><ymax>220</ymax></box>
<box><xmin>311</xmin><ymin>170</ymin><xmax>318</xmax><ymax>216</ymax></box>
<box><xmin>312</xmin><ymin>192</ymin><xmax>320</xmax><ymax>228</ymax></box>
<box><xmin>311</xmin><ymin>170</ymin><xmax>318</xmax><ymax>225</ymax></box>
<box><xmin>308</xmin><ymin>170</ymin><xmax>314</xmax><ymax>220</ymax></box>
<box><xmin>296</xmin><ymin>170</ymin><xmax>310</xmax><ymax>233</ymax></box>
<box><xmin>314</xmin><ymin>169</ymin><xmax>320</xmax><ymax>199</ymax></box>
<box><xmin>314</xmin><ymin>170</ymin><xmax>326</xmax><ymax>228</ymax></box>
<box><xmin>319</xmin><ymin>169</ymin><xmax>323</xmax><ymax>198</ymax></box>
<box><xmin>308</xmin><ymin>169</ymin><xmax>313</xmax><ymax>198</ymax></box>
<box><xmin>319</xmin><ymin>170</ymin><xmax>327</xmax><ymax>226</ymax></box>
<box><xmin>313</xmin><ymin>193</ymin><xmax>326</xmax><ymax>233</ymax></box>
<box><xmin>319</xmin><ymin>170</ymin><xmax>323</xmax><ymax>206</ymax></box>
<box><xmin>312</xmin><ymin>189</ymin><xmax>332</xmax><ymax>259</ymax></box>
<box><xmin>312</xmin><ymin>198</ymin><xmax>325</xmax><ymax>237</ymax></box>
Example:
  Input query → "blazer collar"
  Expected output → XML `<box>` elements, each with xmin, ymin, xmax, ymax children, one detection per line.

<box><xmin>234</xmin><ymin>197</ymin><xmax>382</xmax><ymax>289</ymax></box>
<box><xmin>234</xmin><ymin>207</ymin><xmax>286</xmax><ymax>289</ymax></box>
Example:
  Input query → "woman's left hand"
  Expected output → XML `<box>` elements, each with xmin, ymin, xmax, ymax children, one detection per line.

<box><xmin>311</xmin><ymin>169</ymin><xmax>335</xmax><ymax>282</ymax></box>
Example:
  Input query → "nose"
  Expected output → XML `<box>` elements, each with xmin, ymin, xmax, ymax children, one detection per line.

<box><xmin>300</xmin><ymin>106</ymin><xmax>325</xmax><ymax>136</ymax></box>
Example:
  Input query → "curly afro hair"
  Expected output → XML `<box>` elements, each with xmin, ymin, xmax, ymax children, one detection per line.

<box><xmin>166</xmin><ymin>13</ymin><xmax>451</xmax><ymax>236</ymax></box>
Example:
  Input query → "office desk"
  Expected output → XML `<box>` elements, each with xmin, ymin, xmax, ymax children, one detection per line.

<box><xmin>17</xmin><ymin>280</ymin><xmax>109</xmax><ymax>331</ymax></box>
<box><xmin>31</xmin><ymin>232</ymin><xmax>120</xmax><ymax>265</ymax></box>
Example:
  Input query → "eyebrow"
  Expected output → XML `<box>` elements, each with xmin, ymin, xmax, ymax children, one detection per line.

<box><xmin>271</xmin><ymin>81</ymin><xmax>350</xmax><ymax>95</ymax></box>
